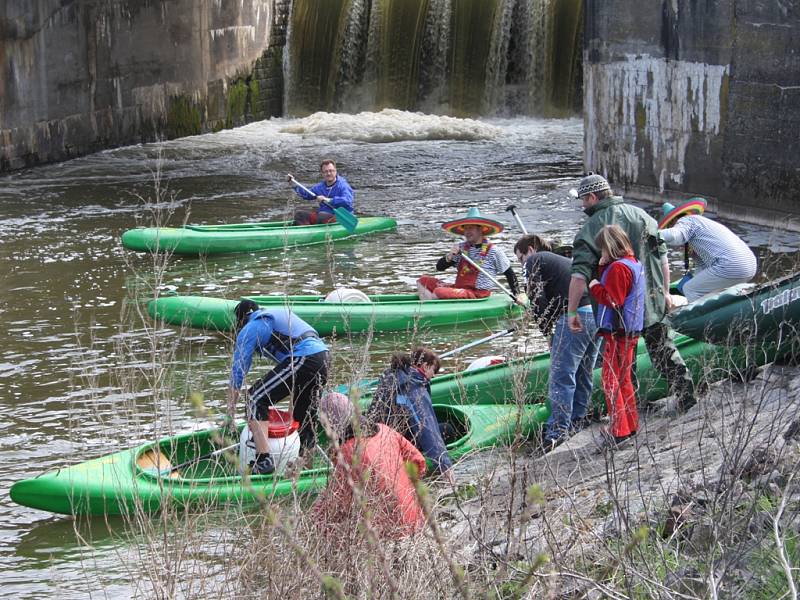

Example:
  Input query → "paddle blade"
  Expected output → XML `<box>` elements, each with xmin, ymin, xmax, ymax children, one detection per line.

<box><xmin>334</xmin><ymin>207</ymin><xmax>359</xmax><ymax>233</ymax></box>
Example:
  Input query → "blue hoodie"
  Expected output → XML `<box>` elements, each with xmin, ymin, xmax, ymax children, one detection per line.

<box><xmin>372</xmin><ymin>366</ymin><xmax>453</xmax><ymax>474</ymax></box>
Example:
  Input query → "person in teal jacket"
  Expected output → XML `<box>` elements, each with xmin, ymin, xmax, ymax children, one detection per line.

<box><xmin>566</xmin><ymin>173</ymin><xmax>699</xmax><ymax>413</ymax></box>
<box><xmin>287</xmin><ymin>159</ymin><xmax>355</xmax><ymax>225</ymax></box>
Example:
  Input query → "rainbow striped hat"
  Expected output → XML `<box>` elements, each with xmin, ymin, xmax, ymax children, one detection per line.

<box><xmin>659</xmin><ymin>198</ymin><xmax>707</xmax><ymax>229</ymax></box>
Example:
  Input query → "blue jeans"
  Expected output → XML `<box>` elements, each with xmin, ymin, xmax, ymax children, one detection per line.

<box><xmin>544</xmin><ymin>306</ymin><xmax>599</xmax><ymax>441</ymax></box>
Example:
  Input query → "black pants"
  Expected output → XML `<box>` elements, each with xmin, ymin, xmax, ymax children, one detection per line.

<box><xmin>639</xmin><ymin>322</ymin><xmax>695</xmax><ymax>403</ymax></box>
<box><xmin>247</xmin><ymin>351</ymin><xmax>329</xmax><ymax>449</ymax></box>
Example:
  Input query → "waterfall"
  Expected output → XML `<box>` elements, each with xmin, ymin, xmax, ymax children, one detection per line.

<box><xmin>285</xmin><ymin>0</ymin><xmax>582</xmax><ymax>117</ymax></box>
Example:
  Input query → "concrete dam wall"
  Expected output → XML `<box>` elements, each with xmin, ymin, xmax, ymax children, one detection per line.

<box><xmin>0</xmin><ymin>0</ymin><xmax>287</xmax><ymax>171</ymax></box>
<box><xmin>3</xmin><ymin>0</ymin><xmax>799</xmax><ymax>227</ymax></box>
<box><xmin>584</xmin><ymin>0</ymin><xmax>800</xmax><ymax>226</ymax></box>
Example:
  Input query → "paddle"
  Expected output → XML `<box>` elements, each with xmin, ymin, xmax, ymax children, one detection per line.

<box><xmin>289</xmin><ymin>176</ymin><xmax>359</xmax><ymax>233</ymax></box>
<box><xmin>338</xmin><ymin>326</ymin><xmax>519</xmax><ymax>392</ymax></box>
<box><xmin>457</xmin><ymin>252</ymin><xmax>527</xmax><ymax>307</ymax></box>
<box><xmin>505</xmin><ymin>205</ymin><xmax>529</xmax><ymax>235</ymax></box>
<box><xmin>506</xmin><ymin>203</ymin><xmax>572</xmax><ymax>257</ymax></box>
<box><xmin>438</xmin><ymin>327</ymin><xmax>516</xmax><ymax>359</ymax></box>
<box><xmin>158</xmin><ymin>442</ymin><xmax>240</xmax><ymax>476</ymax></box>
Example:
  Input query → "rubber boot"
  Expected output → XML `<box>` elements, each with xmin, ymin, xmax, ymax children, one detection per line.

<box><xmin>250</xmin><ymin>452</ymin><xmax>275</xmax><ymax>475</ymax></box>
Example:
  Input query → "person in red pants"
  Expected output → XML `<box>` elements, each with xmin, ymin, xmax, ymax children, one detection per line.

<box><xmin>588</xmin><ymin>225</ymin><xmax>645</xmax><ymax>448</ymax></box>
<box><xmin>416</xmin><ymin>207</ymin><xmax>521</xmax><ymax>301</ymax></box>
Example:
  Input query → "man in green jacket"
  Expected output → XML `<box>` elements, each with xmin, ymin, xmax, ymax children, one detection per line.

<box><xmin>566</xmin><ymin>173</ymin><xmax>698</xmax><ymax>412</ymax></box>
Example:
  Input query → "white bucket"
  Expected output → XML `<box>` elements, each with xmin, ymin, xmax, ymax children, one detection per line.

<box><xmin>323</xmin><ymin>288</ymin><xmax>371</xmax><ymax>303</ymax></box>
<box><xmin>239</xmin><ymin>408</ymin><xmax>301</xmax><ymax>474</ymax></box>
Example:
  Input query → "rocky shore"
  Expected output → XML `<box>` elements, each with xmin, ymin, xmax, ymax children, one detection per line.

<box><xmin>442</xmin><ymin>362</ymin><xmax>800</xmax><ymax>598</ymax></box>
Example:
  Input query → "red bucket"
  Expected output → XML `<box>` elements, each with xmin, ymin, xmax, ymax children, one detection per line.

<box><xmin>266</xmin><ymin>408</ymin><xmax>300</xmax><ymax>438</ymax></box>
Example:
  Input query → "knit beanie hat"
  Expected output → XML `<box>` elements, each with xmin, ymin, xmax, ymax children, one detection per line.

<box><xmin>576</xmin><ymin>173</ymin><xmax>611</xmax><ymax>196</ymax></box>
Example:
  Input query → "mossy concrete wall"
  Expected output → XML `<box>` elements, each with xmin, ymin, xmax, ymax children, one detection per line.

<box><xmin>0</xmin><ymin>0</ymin><xmax>289</xmax><ymax>172</ymax></box>
<box><xmin>584</xmin><ymin>1</ymin><xmax>800</xmax><ymax>228</ymax></box>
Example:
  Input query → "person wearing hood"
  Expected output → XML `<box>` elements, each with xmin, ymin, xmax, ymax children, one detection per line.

<box><xmin>565</xmin><ymin>173</ymin><xmax>700</xmax><ymax>413</ymax></box>
<box><xmin>366</xmin><ymin>347</ymin><xmax>456</xmax><ymax>485</ymax></box>
<box><xmin>313</xmin><ymin>391</ymin><xmax>427</xmax><ymax>540</ymax></box>
<box><xmin>228</xmin><ymin>300</ymin><xmax>329</xmax><ymax>475</ymax></box>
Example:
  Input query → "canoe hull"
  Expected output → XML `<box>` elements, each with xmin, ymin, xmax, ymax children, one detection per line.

<box><xmin>121</xmin><ymin>217</ymin><xmax>397</xmax><ymax>255</ymax></box>
<box><xmin>148</xmin><ymin>294</ymin><xmax>522</xmax><ymax>336</ymax></box>
<box><xmin>668</xmin><ymin>271</ymin><xmax>800</xmax><ymax>353</ymax></box>
<box><xmin>10</xmin><ymin>403</ymin><xmax>546</xmax><ymax>516</ymax></box>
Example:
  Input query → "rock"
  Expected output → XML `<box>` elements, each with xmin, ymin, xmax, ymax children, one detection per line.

<box><xmin>664</xmin><ymin>566</ymin><xmax>707</xmax><ymax>597</ymax></box>
<box><xmin>688</xmin><ymin>520</ymin><xmax>716</xmax><ymax>554</ymax></box>
<box><xmin>783</xmin><ymin>417</ymin><xmax>800</xmax><ymax>442</ymax></box>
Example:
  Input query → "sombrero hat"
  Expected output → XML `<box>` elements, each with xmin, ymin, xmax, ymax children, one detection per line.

<box><xmin>658</xmin><ymin>197</ymin><xmax>707</xmax><ymax>229</ymax></box>
<box><xmin>442</xmin><ymin>207</ymin><xmax>504</xmax><ymax>236</ymax></box>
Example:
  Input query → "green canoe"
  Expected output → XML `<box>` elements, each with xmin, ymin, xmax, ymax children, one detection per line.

<box><xmin>148</xmin><ymin>293</ymin><xmax>523</xmax><ymax>336</ymax></box>
<box><xmin>121</xmin><ymin>217</ymin><xmax>397</xmax><ymax>255</ymax></box>
<box><xmin>11</xmin><ymin>332</ymin><xmax>782</xmax><ymax>516</ymax></box>
<box><xmin>10</xmin><ymin>403</ymin><xmax>547</xmax><ymax>516</ymax></box>
<box><xmin>668</xmin><ymin>270</ymin><xmax>800</xmax><ymax>351</ymax></box>
<box><xmin>350</xmin><ymin>332</ymin><xmax>776</xmax><ymax>408</ymax></box>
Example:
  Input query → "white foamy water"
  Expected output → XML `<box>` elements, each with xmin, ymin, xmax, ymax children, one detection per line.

<box><xmin>279</xmin><ymin>109</ymin><xmax>502</xmax><ymax>142</ymax></box>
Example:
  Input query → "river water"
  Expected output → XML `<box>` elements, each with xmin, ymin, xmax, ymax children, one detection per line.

<box><xmin>0</xmin><ymin>111</ymin><xmax>797</xmax><ymax>597</ymax></box>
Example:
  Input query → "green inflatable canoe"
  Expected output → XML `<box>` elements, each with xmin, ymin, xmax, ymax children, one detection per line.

<box><xmin>363</xmin><ymin>332</ymin><xmax>771</xmax><ymax>408</ymax></box>
<box><xmin>668</xmin><ymin>270</ymin><xmax>800</xmax><ymax>350</ymax></box>
<box><xmin>148</xmin><ymin>293</ymin><xmax>523</xmax><ymax>336</ymax></box>
<box><xmin>121</xmin><ymin>217</ymin><xmax>397</xmax><ymax>255</ymax></box>
<box><xmin>11</xmin><ymin>330</ymin><xmax>783</xmax><ymax>516</ymax></box>
<box><xmin>10</xmin><ymin>403</ymin><xmax>547</xmax><ymax>516</ymax></box>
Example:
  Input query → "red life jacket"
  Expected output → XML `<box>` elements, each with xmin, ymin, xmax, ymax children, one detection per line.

<box><xmin>453</xmin><ymin>241</ymin><xmax>493</xmax><ymax>289</ymax></box>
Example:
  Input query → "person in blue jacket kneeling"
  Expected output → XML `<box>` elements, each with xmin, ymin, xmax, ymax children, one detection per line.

<box><xmin>287</xmin><ymin>159</ymin><xmax>355</xmax><ymax>225</ymax></box>
<box><xmin>366</xmin><ymin>347</ymin><xmax>456</xmax><ymax>485</ymax></box>
<box><xmin>228</xmin><ymin>300</ymin><xmax>330</xmax><ymax>474</ymax></box>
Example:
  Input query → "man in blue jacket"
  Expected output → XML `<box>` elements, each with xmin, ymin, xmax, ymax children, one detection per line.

<box><xmin>228</xmin><ymin>300</ymin><xmax>330</xmax><ymax>474</ymax></box>
<box><xmin>287</xmin><ymin>159</ymin><xmax>355</xmax><ymax>225</ymax></box>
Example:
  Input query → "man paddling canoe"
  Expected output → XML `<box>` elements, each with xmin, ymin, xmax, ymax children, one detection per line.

<box><xmin>417</xmin><ymin>207</ymin><xmax>523</xmax><ymax>302</ymax></box>
<box><xmin>287</xmin><ymin>159</ymin><xmax>355</xmax><ymax>225</ymax></box>
<box><xmin>228</xmin><ymin>300</ymin><xmax>330</xmax><ymax>474</ymax></box>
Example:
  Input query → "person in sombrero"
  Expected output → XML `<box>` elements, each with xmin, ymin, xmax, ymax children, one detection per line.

<box><xmin>417</xmin><ymin>207</ymin><xmax>521</xmax><ymax>301</ymax></box>
<box><xmin>659</xmin><ymin>198</ymin><xmax>757</xmax><ymax>303</ymax></box>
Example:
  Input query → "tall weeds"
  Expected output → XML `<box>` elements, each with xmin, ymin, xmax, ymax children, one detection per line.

<box><xmin>78</xmin><ymin>172</ymin><xmax>800</xmax><ymax>600</ymax></box>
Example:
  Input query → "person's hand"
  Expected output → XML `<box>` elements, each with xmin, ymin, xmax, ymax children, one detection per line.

<box><xmin>447</xmin><ymin>244</ymin><xmax>461</xmax><ymax>261</ymax></box>
<box><xmin>665</xmin><ymin>293</ymin><xmax>675</xmax><ymax>312</ymax></box>
<box><xmin>316</xmin><ymin>194</ymin><xmax>331</xmax><ymax>204</ymax></box>
<box><xmin>286</xmin><ymin>173</ymin><xmax>294</xmax><ymax>183</ymax></box>
<box><xmin>514</xmin><ymin>293</ymin><xmax>529</xmax><ymax>307</ymax></box>
<box><xmin>227</xmin><ymin>388</ymin><xmax>239</xmax><ymax>423</ymax></box>
<box><xmin>568</xmin><ymin>313</ymin><xmax>583</xmax><ymax>332</ymax></box>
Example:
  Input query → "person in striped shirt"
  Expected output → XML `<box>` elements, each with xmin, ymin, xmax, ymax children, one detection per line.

<box><xmin>658</xmin><ymin>198</ymin><xmax>757</xmax><ymax>303</ymax></box>
<box><xmin>417</xmin><ymin>207</ymin><xmax>522</xmax><ymax>301</ymax></box>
